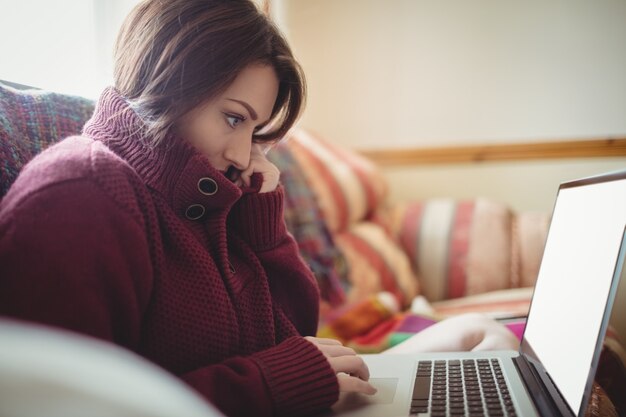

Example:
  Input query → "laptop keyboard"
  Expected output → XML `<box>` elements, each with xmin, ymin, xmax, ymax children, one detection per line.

<box><xmin>410</xmin><ymin>359</ymin><xmax>516</xmax><ymax>416</ymax></box>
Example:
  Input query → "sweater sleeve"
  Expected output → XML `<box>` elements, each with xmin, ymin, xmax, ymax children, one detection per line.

<box><xmin>229</xmin><ymin>185</ymin><xmax>322</xmax><ymax>337</ymax></box>
<box><xmin>0</xmin><ymin>177</ymin><xmax>153</xmax><ymax>348</ymax></box>
<box><xmin>181</xmin><ymin>336</ymin><xmax>339</xmax><ymax>417</ymax></box>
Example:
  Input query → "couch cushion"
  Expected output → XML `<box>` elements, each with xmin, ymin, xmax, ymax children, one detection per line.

<box><xmin>334</xmin><ymin>221</ymin><xmax>420</xmax><ymax>308</ymax></box>
<box><xmin>267</xmin><ymin>142</ymin><xmax>349</xmax><ymax>308</ymax></box>
<box><xmin>515</xmin><ymin>211</ymin><xmax>551</xmax><ymax>288</ymax></box>
<box><xmin>390</xmin><ymin>198</ymin><xmax>549</xmax><ymax>301</ymax></box>
<box><xmin>283</xmin><ymin>129</ymin><xmax>388</xmax><ymax>233</ymax></box>
<box><xmin>0</xmin><ymin>83</ymin><xmax>94</xmax><ymax>197</ymax></box>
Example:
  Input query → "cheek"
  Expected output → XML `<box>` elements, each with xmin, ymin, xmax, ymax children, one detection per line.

<box><xmin>185</xmin><ymin>116</ymin><xmax>228</xmax><ymax>155</ymax></box>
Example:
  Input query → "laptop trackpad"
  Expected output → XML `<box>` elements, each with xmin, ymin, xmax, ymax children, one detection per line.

<box><xmin>367</xmin><ymin>378</ymin><xmax>399</xmax><ymax>404</ymax></box>
<box><xmin>333</xmin><ymin>378</ymin><xmax>399</xmax><ymax>412</ymax></box>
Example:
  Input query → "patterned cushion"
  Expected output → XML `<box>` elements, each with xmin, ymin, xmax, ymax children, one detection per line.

<box><xmin>516</xmin><ymin>211</ymin><xmax>551</xmax><ymax>287</ymax></box>
<box><xmin>334</xmin><ymin>221</ymin><xmax>420</xmax><ymax>308</ymax></box>
<box><xmin>0</xmin><ymin>83</ymin><xmax>95</xmax><ymax>197</ymax></box>
<box><xmin>390</xmin><ymin>199</ymin><xmax>549</xmax><ymax>302</ymax></box>
<box><xmin>267</xmin><ymin>143</ymin><xmax>349</xmax><ymax>308</ymax></box>
<box><xmin>283</xmin><ymin>129</ymin><xmax>388</xmax><ymax>233</ymax></box>
<box><xmin>277</xmin><ymin>129</ymin><xmax>421</xmax><ymax>312</ymax></box>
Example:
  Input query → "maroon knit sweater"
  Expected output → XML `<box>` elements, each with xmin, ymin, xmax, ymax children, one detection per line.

<box><xmin>0</xmin><ymin>87</ymin><xmax>339</xmax><ymax>416</ymax></box>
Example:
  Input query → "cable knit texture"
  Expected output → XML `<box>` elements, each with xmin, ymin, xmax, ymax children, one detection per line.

<box><xmin>0</xmin><ymin>87</ymin><xmax>339</xmax><ymax>417</ymax></box>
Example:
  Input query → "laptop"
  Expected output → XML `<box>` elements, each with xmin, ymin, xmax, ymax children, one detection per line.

<box><xmin>327</xmin><ymin>169</ymin><xmax>626</xmax><ymax>417</ymax></box>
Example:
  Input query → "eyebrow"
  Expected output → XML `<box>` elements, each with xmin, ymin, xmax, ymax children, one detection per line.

<box><xmin>226</xmin><ymin>98</ymin><xmax>258</xmax><ymax>121</ymax></box>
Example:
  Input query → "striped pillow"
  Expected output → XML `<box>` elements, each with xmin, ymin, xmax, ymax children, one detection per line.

<box><xmin>390</xmin><ymin>199</ymin><xmax>549</xmax><ymax>302</ymax></box>
<box><xmin>334</xmin><ymin>221</ymin><xmax>420</xmax><ymax>308</ymax></box>
<box><xmin>266</xmin><ymin>143</ymin><xmax>349</xmax><ymax>307</ymax></box>
<box><xmin>283</xmin><ymin>129</ymin><xmax>388</xmax><ymax>233</ymax></box>
<box><xmin>516</xmin><ymin>212</ymin><xmax>551</xmax><ymax>288</ymax></box>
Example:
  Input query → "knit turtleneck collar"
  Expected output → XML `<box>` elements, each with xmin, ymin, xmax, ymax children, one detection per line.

<box><xmin>82</xmin><ymin>87</ymin><xmax>251</xmax><ymax>217</ymax></box>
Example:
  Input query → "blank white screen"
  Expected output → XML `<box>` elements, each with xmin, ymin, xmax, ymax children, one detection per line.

<box><xmin>523</xmin><ymin>177</ymin><xmax>626</xmax><ymax>414</ymax></box>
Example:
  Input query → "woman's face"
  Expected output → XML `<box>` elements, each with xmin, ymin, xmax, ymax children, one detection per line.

<box><xmin>175</xmin><ymin>64</ymin><xmax>279</xmax><ymax>173</ymax></box>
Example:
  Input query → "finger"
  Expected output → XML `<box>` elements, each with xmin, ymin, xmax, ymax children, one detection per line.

<box><xmin>318</xmin><ymin>344</ymin><xmax>357</xmax><ymax>358</ymax></box>
<box><xmin>329</xmin><ymin>356</ymin><xmax>370</xmax><ymax>381</ymax></box>
<box><xmin>250</xmin><ymin>143</ymin><xmax>265</xmax><ymax>156</ymax></box>
<box><xmin>337</xmin><ymin>373</ymin><xmax>377</xmax><ymax>395</ymax></box>
<box><xmin>306</xmin><ymin>337</ymin><xmax>342</xmax><ymax>346</ymax></box>
<box><xmin>239</xmin><ymin>168</ymin><xmax>253</xmax><ymax>187</ymax></box>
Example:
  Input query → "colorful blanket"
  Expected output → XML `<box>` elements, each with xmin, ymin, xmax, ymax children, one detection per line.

<box><xmin>318</xmin><ymin>292</ymin><xmax>527</xmax><ymax>353</ymax></box>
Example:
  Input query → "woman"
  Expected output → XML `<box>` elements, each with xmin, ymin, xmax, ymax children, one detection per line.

<box><xmin>0</xmin><ymin>0</ymin><xmax>376</xmax><ymax>416</ymax></box>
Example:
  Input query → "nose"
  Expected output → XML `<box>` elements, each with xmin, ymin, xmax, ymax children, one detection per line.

<box><xmin>224</xmin><ymin>133</ymin><xmax>252</xmax><ymax>170</ymax></box>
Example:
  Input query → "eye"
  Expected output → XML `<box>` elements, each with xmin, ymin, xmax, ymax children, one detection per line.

<box><xmin>224</xmin><ymin>113</ymin><xmax>245</xmax><ymax>129</ymax></box>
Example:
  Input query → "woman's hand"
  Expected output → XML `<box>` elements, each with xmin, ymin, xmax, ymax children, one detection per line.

<box><xmin>304</xmin><ymin>336</ymin><xmax>377</xmax><ymax>396</ymax></box>
<box><xmin>238</xmin><ymin>144</ymin><xmax>280</xmax><ymax>193</ymax></box>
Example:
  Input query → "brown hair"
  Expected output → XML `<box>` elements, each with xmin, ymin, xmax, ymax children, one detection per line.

<box><xmin>113</xmin><ymin>0</ymin><xmax>305</xmax><ymax>145</ymax></box>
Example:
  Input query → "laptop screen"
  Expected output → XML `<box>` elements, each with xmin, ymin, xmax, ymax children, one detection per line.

<box><xmin>521</xmin><ymin>174</ymin><xmax>626</xmax><ymax>414</ymax></box>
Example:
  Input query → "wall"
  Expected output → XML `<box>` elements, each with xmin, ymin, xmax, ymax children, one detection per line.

<box><xmin>277</xmin><ymin>0</ymin><xmax>626</xmax><ymax>149</ymax></box>
<box><xmin>384</xmin><ymin>157</ymin><xmax>626</xmax><ymax>212</ymax></box>
<box><xmin>274</xmin><ymin>0</ymin><xmax>626</xmax><ymax>212</ymax></box>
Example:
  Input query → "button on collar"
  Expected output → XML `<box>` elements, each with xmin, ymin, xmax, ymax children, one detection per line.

<box><xmin>198</xmin><ymin>177</ymin><xmax>218</xmax><ymax>195</ymax></box>
<box><xmin>171</xmin><ymin>155</ymin><xmax>242</xmax><ymax>220</ymax></box>
<box><xmin>185</xmin><ymin>204</ymin><xmax>206</xmax><ymax>220</ymax></box>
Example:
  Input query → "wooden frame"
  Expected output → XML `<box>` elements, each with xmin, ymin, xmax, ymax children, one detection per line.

<box><xmin>358</xmin><ymin>137</ymin><xmax>626</xmax><ymax>166</ymax></box>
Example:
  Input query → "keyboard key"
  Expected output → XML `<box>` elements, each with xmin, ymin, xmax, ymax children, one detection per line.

<box><xmin>412</xmin><ymin>377</ymin><xmax>431</xmax><ymax>400</ymax></box>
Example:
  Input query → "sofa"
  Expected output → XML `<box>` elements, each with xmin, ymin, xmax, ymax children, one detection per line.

<box><xmin>1</xmin><ymin>82</ymin><xmax>623</xmax><ymax>416</ymax></box>
<box><xmin>267</xmin><ymin>128</ymin><xmax>547</xmax><ymax>313</ymax></box>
